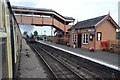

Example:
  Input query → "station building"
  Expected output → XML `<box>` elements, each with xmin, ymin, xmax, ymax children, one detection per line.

<box><xmin>68</xmin><ymin>14</ymin><xmax>119</xmax><ymax>50</ymax></box>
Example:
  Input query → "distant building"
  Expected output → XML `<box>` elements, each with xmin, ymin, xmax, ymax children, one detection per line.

<box><xmin>118</xmin><ymin>1</ymin><xmax>120</xmax><ymax>26</ymax></box>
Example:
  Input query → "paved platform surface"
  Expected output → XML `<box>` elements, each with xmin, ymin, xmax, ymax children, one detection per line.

<box><xmin>19</xmin><ymin>39</ymin><xmax>47</xmax><ymax>78</ymax></box>
<box><xmin>0</xmin><ymin>46</ymin><xmax>2</xmax><ymax>79</ymax></box>
<box><xmin>38</xmin><ymin>41</ymin><xmax>120</xmax><ymax>71</ymax></box>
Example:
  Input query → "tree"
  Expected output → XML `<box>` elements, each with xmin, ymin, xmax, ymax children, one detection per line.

<box><xmin>23</xmin><ymin>31</ymin><xmax>27</xmax><ymax>35</ymax></box>
<box><xmin>23</xmin><ymin>31</ymin><xmax>28</xmax><ymax>38</ymax></box>
<box><xmin>33</xmin><ymin>30</ymin><xmax>38</xmax><ymax>37</ymax></box>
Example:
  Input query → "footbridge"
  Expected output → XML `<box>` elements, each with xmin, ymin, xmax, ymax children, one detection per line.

<box><xmin>12</xmin><ymin>6</ymin><xmax>75</xmax><ymax>32</ymax></box>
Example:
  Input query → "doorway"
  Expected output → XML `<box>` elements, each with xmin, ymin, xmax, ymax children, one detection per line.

<box><xmin>78</xmin><ymin>34</ymin><xmax>82</xmax><ymax>48</ymax></box>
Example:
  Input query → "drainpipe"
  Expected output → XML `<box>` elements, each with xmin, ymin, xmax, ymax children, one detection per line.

<box><xmin>94</xmin><ymin>27</ymin><xmax>96</xmax><ymax>50</ymax></box>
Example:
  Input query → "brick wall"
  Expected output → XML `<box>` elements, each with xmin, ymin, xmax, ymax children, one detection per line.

<box><xmin>96</xmin><ymin>20</ymin><xmax>116</xmax><ymax>50</ymax></box>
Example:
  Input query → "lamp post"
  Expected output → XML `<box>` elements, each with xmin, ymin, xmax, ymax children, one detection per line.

<box><xmin>44</xmin><ymin>31</ymin><xmax>46</xmax><ymax>35</ymax></box>
<box><xmin>44</xmin><ymin>31</ymin><xmax>46</xmax><ymax>41</ymax></box>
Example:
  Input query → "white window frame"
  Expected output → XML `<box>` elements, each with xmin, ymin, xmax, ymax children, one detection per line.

<box><xmin>97</xmin><ymin>32</ymin><xmax>102</xmax><ymax>41</ymax></box>
<box><xmin>72</xmin><ymin>34</ymin><xmax>76</xmax><ymax>42</ymax></box>
<box><xmin>82</xmin><ymin>33</ymin><xmax>88</xmax><ymax>44</ymax></box>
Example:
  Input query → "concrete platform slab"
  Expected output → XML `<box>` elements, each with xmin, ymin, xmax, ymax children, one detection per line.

<box><xmin>19</xmin><ymin>39</ymin><xmax>47</xmax><ymax>78</ymax></box>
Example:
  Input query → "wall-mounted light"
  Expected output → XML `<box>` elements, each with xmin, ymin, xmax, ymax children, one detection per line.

<box><xmin>89</xmin><ymin>33</ymin><xmax>95</xmax><ymax>41</ymax></box>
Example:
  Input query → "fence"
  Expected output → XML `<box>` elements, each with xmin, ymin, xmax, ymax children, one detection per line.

<box><xmin>107</xmin><ymin>40</ymin><xmax>120</xmax><ymax>54</ymax></box>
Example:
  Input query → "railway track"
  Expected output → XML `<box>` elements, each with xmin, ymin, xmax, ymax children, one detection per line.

<box><xmin>30</xmin><ymin>44</ymin><xmax>84</xmax><ymax>80</ymax></box>
<box><xmin>35</xmin><ymin>42</ymin><xmax>120</xmax><ymax>79</ymax></box>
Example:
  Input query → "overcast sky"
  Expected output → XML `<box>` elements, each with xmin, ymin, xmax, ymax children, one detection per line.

<box><xmin>9</xmin><ymin>0</ymin><xmax>120</xmax><ymax>35</ymax></box>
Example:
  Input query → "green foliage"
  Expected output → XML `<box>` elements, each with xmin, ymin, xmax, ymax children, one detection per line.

<box><xmin>33</xmin><ymin>30</ymin><xmax>38</xmax><ymax>36</ymax></box>
<box><xmin>23</xmin><ymin>31</ymin><xmax>27</xmax><ymax>35</ymax></box>
<box><xmin>116</xmin><ymin>31</ymin><xmax>120</xmax><ymax>40</ymax></box>
<box><xmin>37</xmin><ymin>36</ymin><xmax>40</xmax><ymax>40</ymax></box>
<box><xmin>63</xmin><ymin>40</ymin><xmax>68</xmax><ymax>45</ymax></box>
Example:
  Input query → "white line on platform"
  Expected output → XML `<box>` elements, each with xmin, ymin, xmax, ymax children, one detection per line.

<box><xmin>38</xmin><ymin>41</ymin><xmax>120</xmax><ymax>71</ymax></box>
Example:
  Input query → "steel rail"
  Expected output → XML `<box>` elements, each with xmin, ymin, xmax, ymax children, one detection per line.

<box><xmin>31</xmin><ymin>44</ymin><xmax>85</xmax><ymax>80</ymax></box>
<box><xmin>29</xmin><ymin>44</ymin><xmax>58</xmax><ymax>79</ymax></box>
<box><xmin>37</xmin><ymin>42</ymin><xmax>120</xmax><ymax>79</ymax></box>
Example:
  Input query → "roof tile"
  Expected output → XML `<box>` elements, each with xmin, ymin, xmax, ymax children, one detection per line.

<box><xmin>69</xmin><ymin>15</ymin><xmax>107</xmax><ymax>30</ymax></box>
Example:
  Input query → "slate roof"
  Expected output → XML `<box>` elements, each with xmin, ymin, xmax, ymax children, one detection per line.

<box><xmin>12</xmin><ymin>6</ymin><xmax>54</xmax><ymax>12</ymax></box>
<box><xmin>64</xmin><ymin>16</ymin><xmax>75</xmax><ymax>20</ymax></box>
<box><xmin>69</xmin><ymin>15</ymin><xmax>107</xmax><ymax>30</ymax></box>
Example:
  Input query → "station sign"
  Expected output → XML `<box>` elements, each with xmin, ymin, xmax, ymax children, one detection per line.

<box><xmin>86</xmin><ymin>29</ymin><xmax>95</xmax><ymax>32</ymax></box>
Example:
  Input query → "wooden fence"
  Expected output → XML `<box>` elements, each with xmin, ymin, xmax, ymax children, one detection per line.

<box><xmin>107</xmin><ymin>40</ymin><xmax>120</xmax><ymax>54</ymax></box>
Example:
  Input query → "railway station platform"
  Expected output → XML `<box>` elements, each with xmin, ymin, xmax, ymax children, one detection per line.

<box><xmin>37</xmin><ymin>40</ymin><xmax>120</xmax><ymax>71</ymax></box>
<box><xmin>18</xmin><ymin>39</ymin><xmax>47</xmax><ymax>78</ymax></box>
<box><xmin>0</xmin><ymin>50</ymin><xmax>2</xmax><ymax>79</ymax></box>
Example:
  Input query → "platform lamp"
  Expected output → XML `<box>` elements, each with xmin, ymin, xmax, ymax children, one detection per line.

<box><xmin>44</xmin><ymin>31</ymin><xmax>46</xmax><ymax>35</ymax></box>
<box><xmin>44</xmin><ymin>31</ymin><xmax>46</xmax><ymax>41</ymax></box>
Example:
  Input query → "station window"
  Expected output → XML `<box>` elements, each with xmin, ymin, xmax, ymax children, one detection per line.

<box><xmin>72</xmin><ymin>34</ymin><xmax>76</xmax><ymax>42</ymax></box>
<box><xmin>0</xmin><ymin>0</ymin><xmax>6</xmax><ymax>32</ymax></box>
<box><xmin>97</xmin><ymin>32</ymin><xmax>102</xmax><ymax>41</ymax></box>
<box><xmin>83</xmin><ymin>33</ymin><xmax>88</xmax><ymax>44</ymax></box>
